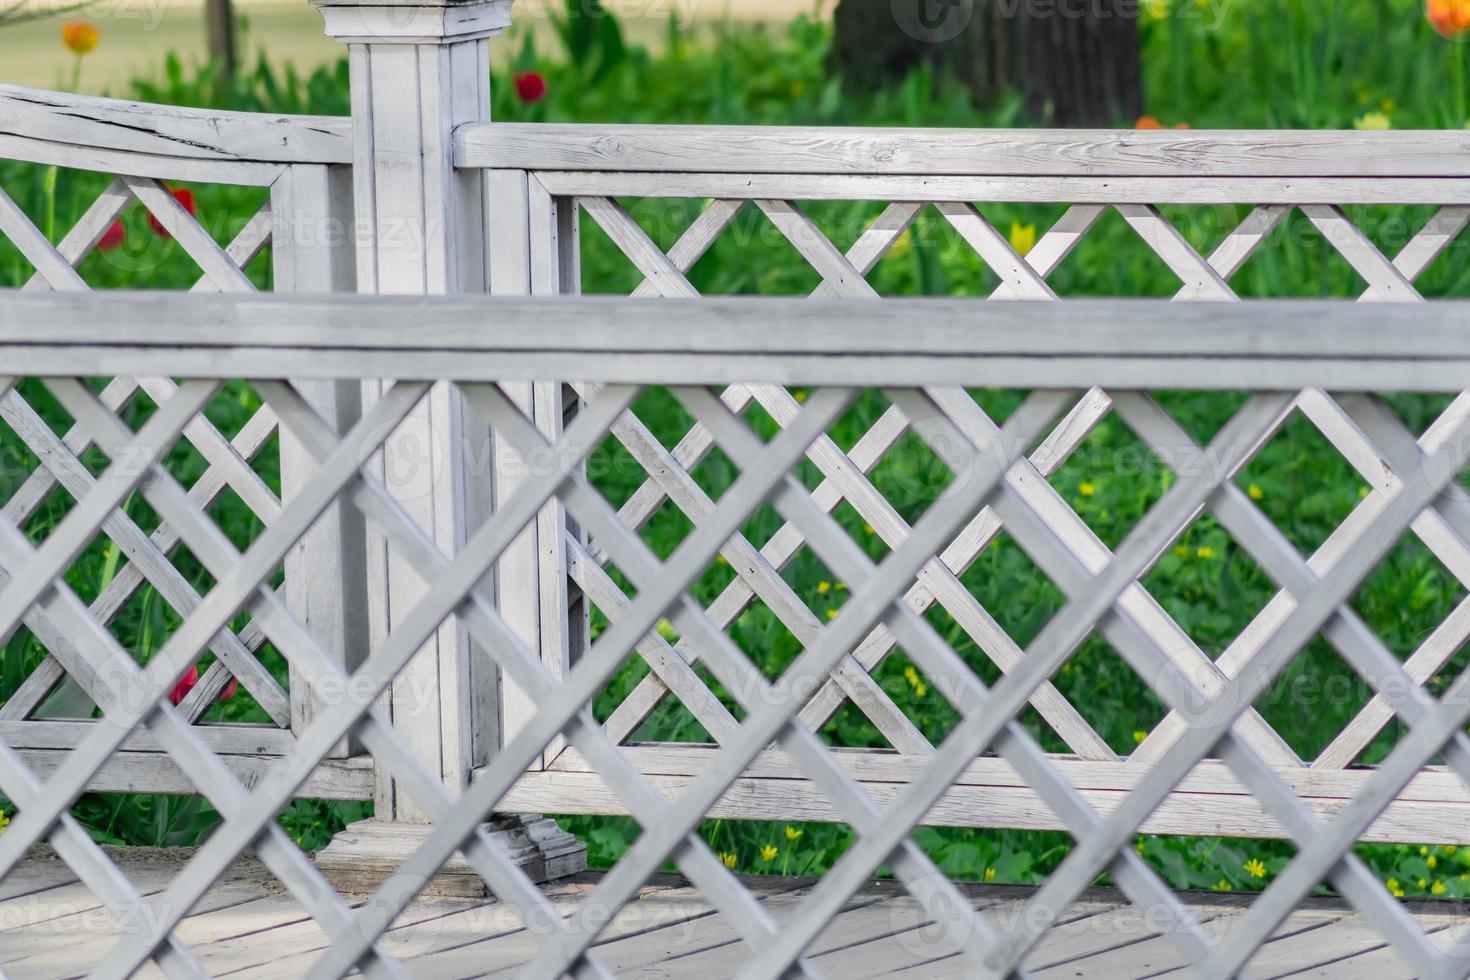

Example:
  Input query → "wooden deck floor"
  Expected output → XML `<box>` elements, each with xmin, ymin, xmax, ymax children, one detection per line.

<box><xmin>3</xmin><ymin>848</ymin><xmax>1468</xmax><ymax>978</ymax></box>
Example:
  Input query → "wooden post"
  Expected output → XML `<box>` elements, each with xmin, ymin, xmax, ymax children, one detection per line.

<box><xmin>310</xmin><ymin>0</ymin><xmax>585</xmax><ymax>894</ymax></box>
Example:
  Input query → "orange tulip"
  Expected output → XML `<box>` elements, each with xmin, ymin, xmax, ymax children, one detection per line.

<box><xmin>1136</xmin><ymin>115</ymin><xmax>1191</xmax><ymax>130</ymax></box>
<box><xmin>61</xmin><ymin>22</ymin><xmax>100</xmax><ymax>56</ymax></box>
<box><xmin>1429</xmin><ymin>0</ymin><xmax>1470</xmax><ymax>37</ymax></box>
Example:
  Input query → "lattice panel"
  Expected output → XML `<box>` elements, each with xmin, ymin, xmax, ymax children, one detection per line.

<box><xmin>555</xmin><ymin>193</ymin><xmax>1470</xmax><ymax>777</ymax></box>
<box><xmin>576</xmin><ymin>196</ymin><xmax>1470</xmax><ymax>301</ymax></box>
<box><xmin>0</xmin><ymin>173</ymin><xmax>290</xmax><ymax>749</ymax></box>
<box><xmin>5</xmin><ymin>373</ymin><xmax>1469</xmax><ymax>976</ymax></box>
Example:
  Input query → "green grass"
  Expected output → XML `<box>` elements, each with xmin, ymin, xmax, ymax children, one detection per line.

<box><xmin>2</xmin><ymin>0</ymin><xmax>1470</xmax><ymax>901</ymax></box>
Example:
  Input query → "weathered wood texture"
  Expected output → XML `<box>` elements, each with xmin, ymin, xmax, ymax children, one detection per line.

<box><xmin>457</xmin><ymin>122</ymin><xmax>1470</xmax><ymax>176</ymax></box>
<box><xmin>0</xmin><ymin>295</ymin><xmax>1456</xmax><ymax>975</ymax></box>
<box><xmin>2</xmin><ymin>850</ymin><xmax>1467</xmax><ymax>979</ymax></box>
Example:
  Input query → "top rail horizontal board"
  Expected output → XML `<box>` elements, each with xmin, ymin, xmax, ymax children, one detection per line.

<box><xmin>3</xmin><ymin>291</ymin><xmax>1470</xmax><ymax>390</ymax></box>
<box><xmin>455</xmin><ymin>122</ymin><xmax>1470</xmax><ymax>178</ymax></box>
<box><xmin>0</xmin><ymin>85</ymin><xmax>353</xmax><ymax>166</ymax></box>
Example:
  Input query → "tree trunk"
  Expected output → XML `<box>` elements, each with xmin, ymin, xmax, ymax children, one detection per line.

<box><xmin>831</xmin><ymin>0</ymin><xmax>1143</xmax><ymax>127</ymax></box>
<box><xmin>205</xmin><ymin>0</ymin><xmax>238</xmax><ymax>83</ymax></box>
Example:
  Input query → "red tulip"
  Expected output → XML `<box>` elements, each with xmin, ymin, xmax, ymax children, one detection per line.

<box><xmin>169</xmin><ymin>665</ymin><xmax>199</xmax><ymax>706</ymax></box>
<box><xmin>97</xmin><ymin>220</ymin><xmax>124</xmax><ymax>252</ymax></box>
<box><xmin>514</xmin><ymin>71</ymin><xmax>547</xmax><ymax>104</ymax></box>
<box><xmin>147</xmin><ymin>187</ymin><xmax>197</xmax><ymax>239</ymax></box>
<box><xmin>219</xmin><ymin>677</ymin><xmax>239</xmax><ymax>702</ymax></box>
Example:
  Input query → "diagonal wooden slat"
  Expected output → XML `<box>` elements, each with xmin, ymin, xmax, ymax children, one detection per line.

<box><xmin>19</xmin><ymin>177</ymin><xmax>132</xmax><ymax>292</ymax></box>
<box><xmin>990</xmin><ymin>204</ymin><xmax>1106</xmax><ymax>299</ymax></box>
<box><xmin>0</xmin><ymin>185</ymin><xmax>87</xmax><ymax>291</ymax></box>
<box><xmin>630</xmin><ymin>198</ymin><xmax>744</xmax><ymax>298</ymax></box>
<box><xmin>122</xmin><ymin>176</ymin><xmax>255</xmax><ymax>293</ymax></box>
<box><xmin>1301</xmin><ymin>204</ymin><xmax>1422</xmax><ymax>303</ymax></box>
<box><xmin>1114</xmin><ymin>203</ymin><xmax>1237</xmax><ymax>301</ymax></box>
<box><xmin>935</xmin><ymin>201</ymin><xmax>1055</xmax><ymax>300</ymax></box>
<box><xmin>754</xmin><ymin>199</ymin><xmax>879</xmax><ymax>298</ymax></box>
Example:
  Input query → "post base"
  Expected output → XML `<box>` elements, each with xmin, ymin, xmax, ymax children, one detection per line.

<box><xmin>313</xmin><ymin>815</ymin><xmax>587</xmax><ymax>898</ymax></box>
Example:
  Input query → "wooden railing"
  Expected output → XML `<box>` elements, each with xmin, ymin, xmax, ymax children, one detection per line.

<box><xmin>1</xmin><ymin>292</ymin><xmax>1469</xmax><ymax>976</ymax></box>
<box><xmin>3</xmin><ymin>0</ymin><xmax>1470</xmax><ymax>973</ymax></box>
<box><xmin>0</xmin><ymin>83</ymin><xmax>367</xmax><ymax>803</ymax></box>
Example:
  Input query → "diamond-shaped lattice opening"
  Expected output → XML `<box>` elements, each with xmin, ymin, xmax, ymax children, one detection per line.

<box><xmin>1143</xmin><ymin>519</ymin><xmax>1276</xmax><ymax>663</ymax></box>
<box><xmin>1046</xmin><ymin>408</ymin><xmax>1171</xmax><ymax>552</ymax></box>
<box><xmin>817</xmin><ymin>645</ymin><xmax>961</xmax><ymax>752</ymax></box>
<box><xmin>1255</xmin><ymin>637</ymin><xmax>1376</xmax><ymax>763</ymax></box>
<box><xmin>1233</xmin><ymin>407</ymin><xmax>1370</xmax><ymax>558</ymax></box>
<box><xmin>1057</xmin><ymin>635</ymin><xmax>1171</xmax><ymax>757</ymax></box>
<box><xmin>1047</xmin><ymin>206</ymin><xmax>1192</xmax><ymax>298</ymax></box>
<box><xmin>960</xmin><ymin>530</ymin><xmax>1065</xmax><ymax>658</ymax></box>
<box><xmin>1310</xmin><ymin>535</ymin><xmax>1470</xmax><ymax>767</ymax></box>
<box><xmin>1228</xmin><ymin>206</ymin><xmax>1422</xmax><ymax>300</ymax></box>
<box><xmin>865</xmin><ymin>427</ymin><xmax>957</xmax><ymax>532</ymax></box>
<box><xmin>88</xmin><ymin>183</ymin><xmax>272</xmax><ymax>292</ymax></box>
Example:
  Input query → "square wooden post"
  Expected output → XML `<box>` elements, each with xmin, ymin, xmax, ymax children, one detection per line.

<box><xmin>309</xmin><ymin>0</ymin><xmax>585</xmax><ymax>894</ymax></box>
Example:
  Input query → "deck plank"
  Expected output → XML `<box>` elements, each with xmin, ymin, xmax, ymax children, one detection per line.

<box><xmin>1</xmin><ymin>849</ymin><xmax>1468</xmax><ymax>977</ymax></box>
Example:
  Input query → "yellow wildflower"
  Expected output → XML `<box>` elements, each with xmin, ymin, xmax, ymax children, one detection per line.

<box><xmin>1009</xmin><ymin>222</ymin><xmax>1038</xmax><ymax>258</ymax></box>
<box><xmin>1359</xmin><ymin>486</ymin><xmax>1371</xmax><ymax>499</ymax></box>
<box><xmin>1244</xmin><ymin>858</ymin><xmax>1267</xmax><ymax>879</ymax></box>
<box><xmin>1079</xmin><ymin>481</ymin><xmax>1097</xmax><ymax>498</ymax></box>
<box><xmin>826</xmin><ymin>609</ymin><xmax>838</xmax><ymax>620</ymax></box>
<box><xmin>1133</xmin><ymin>730</ymin><xmax>1148</xmax><ymax>745</ymax></box>
<box><xmin>1433</xmin><ymin>880</ymin><xmax>1448</xmax><ymax>896</ymax></box>
<box><xmin>1447</xmin><ymin>845</ymin><xmax>1458</xmax><ymax>855</ymax></box>
<box><xmin>655</xmin><ymin>619</ymin><xmax>677</xmax><ymax>642</ymax></box>
<box><xmin>1173</xmin><ymin>545</ymin><xmax>1190</xmax><ymax>559</ymax></box>
<box><xmin>983</xmin><ymin>867</ymin><xmax>996</xmax><ymax>882</ymax></box>
<box><xmin>1429</xmin><ymin>855</ymin><xmax>1439</xmax><ymax>869</ymax></box>
<box><xmin>817</xmin><ymin>581</ymin><xmax>831</xmax><ymax>594</ymax></box>
<box><xmin>0</xmin><ymin>811</ymin><xmax>9</xmax><ymax>834</ymax></box>
<box><xmin>1196</xmin><ymin>546</ymin><xmax>1216</xmax><ymax>559</ymax></box>
<box><xmin>862</xmin><ymin>522</ymin><xmax>875</xmax><ymax>536</ymax></box>
<box><xmin>785</xmin><ymin>826</ymin><xmax>803</xmax><ymax>841</ymax></box>
<box><xmin>720</xmin><ymin>852</ymin><xmax>737</xmax><ymax>869</ymax></box>
<box><xmin>1248</xmin><ymin>484</ymin><xmax>1264</xmax><ymax>501</ymax></box>
<box><xmin>795</xmin><ymin>390</ymin><xmax>808</xmax><ymax>403</ymax></box>
<box><xmin>1388</xmin><ymin>877</ymin><xmax>1406</xmax><ymax>897</ymax></box>
<box><xmin>1422</xmin><ymin>846</ymin><xmax>1430</xmax><ymax>855</ymax></box>
<box><xmin>1354</xmin><ymin>112</ymin><xmax>1392</xmax><ymax>131</ymax></box>
<box><xmin>761</xmin><ymin>845</ymin><xmax>779</xmax><ymax>862</ymax></box>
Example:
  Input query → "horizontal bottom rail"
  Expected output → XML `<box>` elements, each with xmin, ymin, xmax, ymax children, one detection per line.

<box><xmin>491</xmin><ymin>745</ymin><xmax>1470</xmax><ymax>844</ymax></box>
<box><xmin>18</xmin><ymin>750</ymin><xmax>372</xmax><ymax>800</ymax></box>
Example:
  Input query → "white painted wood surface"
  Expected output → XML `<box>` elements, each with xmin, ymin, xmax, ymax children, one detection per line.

<box><xmin>456</xmin><ymin>122</ymin><xmax>1470</xmax><ymax>177</ymax></box>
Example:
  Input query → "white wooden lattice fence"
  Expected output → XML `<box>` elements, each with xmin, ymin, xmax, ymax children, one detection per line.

<box><xmin>1</xmin><ymin>0</ymin><xmax>1470</xmax><ymax>973</ymax></box>
<box><xmin>1</xmin><ymin>296</ymin><xmax>1470</xmax><ymax>978</ymax></box>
